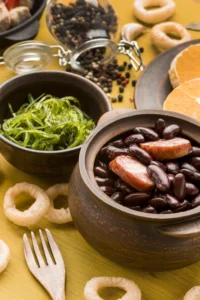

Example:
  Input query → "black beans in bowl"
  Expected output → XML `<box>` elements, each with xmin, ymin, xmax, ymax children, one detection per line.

<box><xmin>94</xmin><ymin>118</ymin><xmax>200</xmax><ymax>214</ymax></box>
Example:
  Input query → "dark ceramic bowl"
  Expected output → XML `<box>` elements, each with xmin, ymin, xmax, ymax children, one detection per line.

<box><xmin>0</xmin><ymin>71</ymin><xmax>112</xmax><ymax>177</ymax></box>
<box><xmin>0</xmin><ymin>0</ymin><xmax>47</xmax><ymax>49</ymax></box>
<box><xmin>69</xmin><ymin>110</ymin><xmax>200</xmax><ymax>271</ymax></box>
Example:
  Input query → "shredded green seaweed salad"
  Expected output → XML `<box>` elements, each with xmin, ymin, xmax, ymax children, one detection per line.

<box><xmin>0</xmin><ymin>94</ymin><xmax>95</xmax><ymax>151</ymax></box>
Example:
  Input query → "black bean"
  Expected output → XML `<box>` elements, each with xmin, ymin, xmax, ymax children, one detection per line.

<box><xmin>180</xmin><ymin>169</ymin><xmax>200</xmax><ymax>182</ymax></box>
<box><xmin>181</xmin><ymin>162</ymin><xmax>198</xmax><ymax>173</ymax></box>
<box><xmin>133</xmin><ymin>127</ymin><xmax>159</xmax><ymax>141</ymax></box>
<box><xmin>189</xmin><ymin>157</ymin><xmax>200</xmax><ymax>171</ymax></box>
<box><xmin>100</xmin><ymin>146</ymin><xmax>109</xmax><ymax>157</ymax></box>
<box><xmin>115</xmin><ymin>179</ymin><xmax>134</xmax><ymax>194</ymax></box>
<box><xmin>149</xmin><ymin>197</ymin><xmax>168</xmax><ymax>209</ymax></box>
<box><xmin>147</xmin><ymin>165</ymin><xmax>170</xmax><ymax>192</ymax></box>
<box><xmin>173</xmin><ymin>200</ymin><xmax>190</xmax><ymax>213</ymax></box>
<box><xmin>185</xmin><ymin>183</ymin><xmax>199</xmax><ymax>198</ymax></box>
<box><xmin>124</xmin><ymin>193</ymin><xmax>151</xmax><ymax>207</ymax></box>
<box><xmin>164</xmin><ymin>194</ymin><xmax>180</xmax><ymax>209</ymax></box>
<box><xmin>124</xmin><ymin>134</ymin><xmax>145</xmax><ymax>145</ymax></box>
<box><xmin>129</xmin><ymin>145</ymin><xmax>152</xmax><ymax>165</ymax></box>
<box><xmin>110</xmin><ymin>139</ymin><xmax>124</xmax><ymax>148</ymax></box>
<box><xmin>172</xmin><ymin>173</ymin><xmax>186</xmax><ymax>201</ymax></box>
<box><xmin>96</xmin><ymin>159</ymin><xmax>109</xmax><ymax>169</ymax></box>
<box><xmin>168</xmin><ymin>174</ymin><xmax>175</xmax><ymax>185</ymax></box>
<box><xmin>100</xmin><ymin>186</ymin><xmax>115</xmax><ymax>195</ymax></box>
<box><xmin>95</xmin><ymin>177</ymin><xmax>115</xmax><ymax>187</ymax></box>
<box><xmin>150</xmin><ymin>161</ymin><xmax>166</xmax><ymax>171</ymax></box>
<box><xmin>188</xmin><ymin>146</ymin><xmax>200</xmax><ymax>157</ymax></box>
<box><xmin>166</xmin><ymin>161</ymin><xmax>180</xmax><ymax>175</ymax></box>
<box><xmin>155</xmin><ymin>118</ymin><xmax>166</xmax><ymax>137</ymax></box>
<box><xmin>140</xmin><ymin>205</ymin><xmax>157</xmax><ymax>214</ymax></box>
<box><xmin>160</xmin><ymin>210</ymin><xmax>173</xmax><ymax>214</ymax></box>
<box><xmin>163</xmin><ymin>124</ymin><xmax>181</xmax><ymax>139</ymax></box>
<box><xmin>106</xmin><ymin>146</ymin><xmax>129</xmax><ymax>160</ymax></box>
<box><xmin>111</xmin><ymin>192</ymin><xmax>124</xmax><ymax>204</ymax></box>
<box><xmin>191</xmin><ymin>194</ymin><xmax>200</xmax><ymax>208</ymax></box>
<box><xmin>94</xmin><ymin>166</ymin><xmax>110</xmax><ymax>178</ymax></box>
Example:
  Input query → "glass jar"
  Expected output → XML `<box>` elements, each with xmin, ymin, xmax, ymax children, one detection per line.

<box><xmin>46</xmin><ymin>0</ymin><xmax>119</xmax><ymax>72</ymax></box>
<box><xmin>0</xmin><ymin>0</ymin><xmax>144</xmax><ymax>74</ymax></box>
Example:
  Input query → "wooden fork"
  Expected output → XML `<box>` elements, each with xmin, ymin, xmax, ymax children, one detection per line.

<box><xmin>23</xmin><ymin>229</ymin><xmax>66</xmax><ymax>300</ymax></box>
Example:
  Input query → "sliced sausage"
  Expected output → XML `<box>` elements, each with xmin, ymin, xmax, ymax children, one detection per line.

<box><xmin>109</xmin><ymin>155</ymin><xmax>155</xmax><ymax>192</ymax></box>
<box><xmin>140</xmin><ymin>138</ymin><xmax>192</xmax><ymax>161</ymax></box>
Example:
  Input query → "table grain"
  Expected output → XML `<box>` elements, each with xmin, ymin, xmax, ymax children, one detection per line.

<box><xmin>0</xmin><ymin>1</ymin><xmax>200</xmax><ymax>299</ymax></box>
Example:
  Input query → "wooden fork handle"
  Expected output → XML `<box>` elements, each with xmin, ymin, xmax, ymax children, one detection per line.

<box><xmin>53</xmin><ymin>295</ymin><xmax>65</xmax><ymax>300</ymax></box>
<box><xmin>53</xmin><ymin>291</ymin><xmax>65</xmax><ymax>300</ymax></box>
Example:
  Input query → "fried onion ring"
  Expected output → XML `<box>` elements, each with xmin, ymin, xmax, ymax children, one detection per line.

<box><xmin>133</xmin><ymin>0</ymin><xmax>176</xmax><ymax>24</ymax></box>
<box><xmin>151</xmin><ymin>22</ymin><xmax>191</xmax><ymax>52</ymax></box>
<box><xmin>3</xmin><ymin>182</ymin><xmax>50</xmax><ymax>227</ymax></box>
<box><xmin>0</xmin><ymin>240</ymin><xmax>10</xmax><ymax>273</ymax></box>
<box><xmin>184</xmin><ymin>286</ymin><xmax>200</xmax><ymax>300</ymax></box>
<box><xmin>84</xmin><ymin>277</ymin><xmax>141</xmax><ymax>300</ymax></box>
<box><xmin>45</xmin><ymin>184</ymin><xmax>72</xmax><ymax>224</ymax></box>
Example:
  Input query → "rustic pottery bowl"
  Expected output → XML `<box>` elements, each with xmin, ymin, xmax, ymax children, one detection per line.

<box><xmin>0</xmin><ymin>71</ymin><xmax>111</xmax><ymax>177</ymax></box>
<box><xmin>68</xmin><ymin>110</ymin><xmax>200</xmax><ymax>271</ymax></box>
<box><xmin>0</xmin><ymin>0</ymin><xmax>47</xmax><ymax>49</ymax></box>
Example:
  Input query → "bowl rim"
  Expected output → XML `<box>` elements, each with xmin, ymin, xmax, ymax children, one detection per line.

<box><xmin>0</xmin><ymin>70</ymin><xmax>112</xmax><ymax>154</ymax></box>
<box><xmin>79</xmin><ymin>109</ymin><xmax>200</xmax><ymax>221</ymax></box>
<box><xmin>0</xmin><ymin>0</ymin><xmax>47</xmax><ymax>38</ymax></box>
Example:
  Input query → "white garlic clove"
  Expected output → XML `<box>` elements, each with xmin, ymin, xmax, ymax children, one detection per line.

<box><xmin>121</xmin><ymin>23</ymin><xmax>145</xmax><ymax>42</ymax></box>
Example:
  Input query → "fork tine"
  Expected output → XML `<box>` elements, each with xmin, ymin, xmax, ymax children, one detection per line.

<box><xmin>31</xmin><ymin>232</ymin><xmax>46</xmax><ymax>268</ymax></box>
<box><xmin>39</xmin><ymin>229</ymin><xmax>54</xmax><ymax>266</ymax></box>
<box><xmin>45</xmin><ymin>229</ymin><xmax>64</xmax><ymax>265</ymax></box>
<box><xmin>23</xmin><ymin>234</ymin><xmax>37</xmax><ymax>270</ymax></box>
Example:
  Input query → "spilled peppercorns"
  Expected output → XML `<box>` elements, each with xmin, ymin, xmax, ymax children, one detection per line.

<box><xmin>66</xmin><ymin>47</ymin><xmax>139</xmax><ymax>103</ymax></box>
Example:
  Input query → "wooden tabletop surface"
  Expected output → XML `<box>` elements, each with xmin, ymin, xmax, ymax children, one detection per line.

<box><xmin>1</xmin><ymin>0</ymin><xmax>200</xmax><ymax>299</ymax></box>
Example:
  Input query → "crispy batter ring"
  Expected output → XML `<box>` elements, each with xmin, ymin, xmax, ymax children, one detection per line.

<box><xmin>133</xmin><ymin>0</ymin><xmax>176</xmax><ymax>24</ymax></box>
<box><xmin>45</xmin><ymin>184</ymin><xmax>73</xmax><ymax>224</ymax></box>
<box><xmin>0</xmin><ymin>240</ymin><xmax>10</xmax><ymax>273</ymax></box>
<box><xmin>151</xmin><ymin>22</ymin><xmax>191</xmax><ymax>52</ymax></box>
<box><xmin>184</xmin><ymin>286</ymin><xmax>200</xmax><ymax>300</ymax></box>
<box><xmin>84</xmin><ymin>277</ymin><xmax>141</xmax><ymax>300</ymax></box>
<box><xmin>3</xmin><ymin>182</ymin><xmax>50</xmax><ymax>227</ymax></box>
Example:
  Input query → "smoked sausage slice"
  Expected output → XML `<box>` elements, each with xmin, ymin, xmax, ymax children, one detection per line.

<box><xmin>140</xmin><ymin>138</ymin><xmax>192</xmax><ymax>161</ymax></box>
<box><xmin>109</xmin><ymin>155</ymin><xmax>155</xmax><ymax>192</ymax></box>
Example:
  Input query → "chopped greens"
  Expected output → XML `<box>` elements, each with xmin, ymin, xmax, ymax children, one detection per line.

<box><xmin>0</xmin><ymin>94</ymin><xmax>95</xmax><ymax>151</ymax></box>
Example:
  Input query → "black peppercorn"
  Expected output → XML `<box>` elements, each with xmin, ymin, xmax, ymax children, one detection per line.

<box><xmin>119</xmin><ymin>86</ymin><xmax>124</xmax><ymax>93</ymax></box>
<box><xmin>118</xmin><ymin>65</ymin><xmax>125</xmax><ymax>72</ymax></box>
<box><xmin>125</xmin><ymin>72</ymin><xmax>130</xmax><ymax>78</ymax></box>
<box><xmin>132</xmin><ymin>80</ymin><xmax>137</xmax><ymax>87</ymax></box>
<box><xmin>111</xmin><ymin>97</ymin><xmax>117</xmax><ymax>103</ymax></box>
<box><xmin>117</xmin><ymin>79</ymin><xmax>122</xmax><ymax>85</ymax></box>
<box><xmin>128</xmin><ymin>64</ymin><xmax>133</xmax><ymax>70</ymax></box>
<box><xmin>118</xmin><ymin>95</ymin><xmax>123</xmax><ymax>102</ymax></box>
<box><xmin>139</xmin><ymin>47</ymin><xmax>144</xmax><ymax>53</ymax></box>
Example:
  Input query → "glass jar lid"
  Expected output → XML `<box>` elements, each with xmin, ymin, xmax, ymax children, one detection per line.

<box><xmin>2</xmin><ymin>41</ymin><xmax>53</xmax><ymax>75</ymax></box>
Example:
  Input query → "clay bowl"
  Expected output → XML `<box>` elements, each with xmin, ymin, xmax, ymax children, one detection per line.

<box><xmin>68</xmin><ymin>110</ymin><xmax>200</xmax><ymax>271</ymax></box>
<box><xmin>0</xmin><ymin>0</ymin><xmax>47</xmax><ymax>49</ymax></box>
<box><xmin>0</xmin><ymin>71</ymin><xmax>111</xmax><ymax>177</ymax></box>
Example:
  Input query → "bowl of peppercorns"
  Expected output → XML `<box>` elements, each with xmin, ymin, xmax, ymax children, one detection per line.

<box><xmin>68</xmin><ymin>109</ymin><xmax>200</xmax><ymax>271</ymax></box>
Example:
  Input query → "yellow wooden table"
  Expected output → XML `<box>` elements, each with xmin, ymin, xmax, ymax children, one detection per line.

<box><xmin>1</xmin><ymin>1</ymin><xmax>200</xmax><ymax>299</ymax></box>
